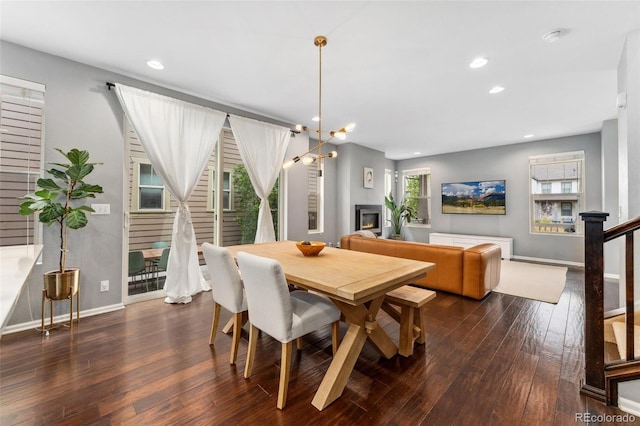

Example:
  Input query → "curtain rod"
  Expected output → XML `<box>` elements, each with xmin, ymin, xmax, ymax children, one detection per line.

<box><xmin>105</xmin><ymin>82</ymin><xmax>299</xmax><ymax>136</ymax></box>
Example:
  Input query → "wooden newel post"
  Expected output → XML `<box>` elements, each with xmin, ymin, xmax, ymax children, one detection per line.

<box><xmin>579</xmin><ymin>211</ymin><xmax>609</xmax><ymax>399</ymax></box>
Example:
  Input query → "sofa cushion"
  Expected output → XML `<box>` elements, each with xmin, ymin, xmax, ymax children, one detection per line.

<box><xmin>344</xmin><ymin>237</ymin><xmax>465</xmax><ymax>295</ymax></box>
<box><xmin>340</xmin><ymin>233</ymin><xmax>502</xmax><ymax>300</ymax></box>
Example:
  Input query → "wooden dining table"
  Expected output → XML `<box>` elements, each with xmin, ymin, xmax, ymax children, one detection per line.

<box><xmin>226</xmin><ymin>240</ymin><xmax>435</xmax><ymax>411</ymax></box>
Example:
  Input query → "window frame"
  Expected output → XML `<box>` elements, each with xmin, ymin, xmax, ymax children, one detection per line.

<box><xmin>529</xmin><ymin>151</ymin><xmax>584</xmax><ymax>236</ymax></box>
<box><xmin>130</xmin><ymin>157</ymin><xmax>171</xmax><ymax>213</ymax></box>
<box><xmin>384</xmin><ymin>169</ymin><xmax>393</xmax><ymax>225</ymax></box>
<box><xmin>0</xmin><ymin>75</ymin><xmax>45</xmax><ymax>248</ymax></box>
<box><xmin>207</xmin><ymin>166</ymin><xmax>233</xmax><ymax>212</ymax></box>
<box><xmin>401</xmin><ymin>167</ymin><xmax>432</xmax><ymax>228</ymax></box>
<box><xmin>307</xmin><ymin>156</ymin><xmax>324</xmax><ymax>234</ymax></box>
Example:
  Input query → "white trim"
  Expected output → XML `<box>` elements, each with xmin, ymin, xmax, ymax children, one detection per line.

<box><xmin>1</xmin><ymin>303</ymin><xmax>125</xmax><ymax>335</ymax></box>
<box><xmin>512</xmin><ymin>255</ymin><xmax>583</xmax><ymax>268</ymax></box>
<box><xmin>131</xmin><ymin>157</ymin><xmax>171</xmax><ymax>213</ymax></box>
<box><xmin>401</xmin><ymin>167</ymin><xmax>431</xmax><ymax>226</ymax></box>
<box><xmin>529</xmin><ymin>150</ymin><xmax>585</xmax><ymax>161</ymax></box>
<box><xmin>281</xmin><ymin>168</ymin><xmax>288</xmax><ymax>241</ymax></box>
<box><xmin>0</xmin><ymin>74</ymin><xmax>46</xmax><ymax>92</ymax></box>
<box><xmin>618</xmin><ymin>394</ymin><xmax>640</xmax><ymax>417</ymax></box>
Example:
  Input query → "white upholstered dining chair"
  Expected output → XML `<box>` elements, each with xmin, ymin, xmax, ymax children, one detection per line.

<box><xmin>201</xmin><ymin>243</ymin><xmax>248</xmax><ymax>365</ymax></box>
<box><xmin>236</xmin><ymin>251</ymin><xmax>341</xmax><ymax>410</ymax></box>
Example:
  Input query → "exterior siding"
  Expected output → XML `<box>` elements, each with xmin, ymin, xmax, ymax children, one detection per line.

<box><xmin>126</xmin><ymin>125</ymin><xmax>243</xmax><ymax>257</ymax></box>
<box><xmin>0</xmin><ymin>84</ymin><xmax>44</xmax><ymax>247</ymax></box>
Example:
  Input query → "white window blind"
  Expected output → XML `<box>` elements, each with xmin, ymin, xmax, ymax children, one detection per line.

<box><xmin>0</xmin><ymin>75</ymin><xmax>45</xmax><ymax>247</ymax></box>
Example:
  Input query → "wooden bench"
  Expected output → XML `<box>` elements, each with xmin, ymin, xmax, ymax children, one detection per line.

<box><xmin>381</xmin><ymin>285</ymin><xmax>436</xmax><ymax>357</ymax></box>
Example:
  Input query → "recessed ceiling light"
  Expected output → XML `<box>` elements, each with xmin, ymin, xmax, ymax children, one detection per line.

<box><xmin>489</xmin><ymin>86</ymin><xmax>505</xmax><ymax>94</ymax></box>
<box><xmin>413</xmin><ymin>152</ymin><xmax>421</xmax><ymax>155</ymax></box>
<box><xmin>312</xmin><ymin>116</ymin><xmax>320</xmax><ymax>122</ymax></box>
<box><xmin>542</xmin><ymin>29</ymin><xmax>565</xmax><ymax>43</ymax></box>
<box><xmin>469</xmin><ymin>57</ymin><xmax>488</xmax><ymax>69</ymax></box>
<box><xmin>146</xmin><ymin>60</ymin><xmax>164</xmax><ymax>70</ymax></box>
<box><xmin>524</xmin><ymin>134</ymin><xmax>534</xmax><ymax>139</ymax></box>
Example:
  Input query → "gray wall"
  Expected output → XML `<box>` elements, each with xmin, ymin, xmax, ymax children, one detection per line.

<box><xmin>2</xmin><ymin>41</ymin><xmax>126</xmax><ymax>323</ymax></box>
<box><xmin>395</xmin><ymin>133</ymin><xmax>603</xmax><ymax>264</ymax></box>
<box><xmin>336</xmin><ymin>143</ymin><xmax>387</xmax><ymax>238</ymax></box>
<box><xmin>1</xmin><ymin>41</ymin><xmax>301</xmax><ymax>326</ymax></box>
<box><xmin>285</xmin><ymin>136</ymin><xmax>340</xmax><ymax>246</ymax></box>
<box><xmin>0</xmin><ymin>39</ymin><xmax>623</xmax><ymax>328</ymax></box>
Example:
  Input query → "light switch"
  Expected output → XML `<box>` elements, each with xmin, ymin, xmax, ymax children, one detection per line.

<box><xmin>91</xmin><ymin>204</ymin><xmax>110</xmax><ymax>215</ymax></box>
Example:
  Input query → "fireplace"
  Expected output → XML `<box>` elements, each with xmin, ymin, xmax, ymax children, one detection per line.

<box><xmin>355</xmin><ymin>204</ymin><xmax>383</xmax><ymax>236</ymax></box>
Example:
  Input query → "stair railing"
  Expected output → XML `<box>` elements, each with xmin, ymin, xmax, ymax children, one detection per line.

<box><xmin>580</xmin><ymin>211</ymin><xmax>640</xmax><ymax>404</ymax></box>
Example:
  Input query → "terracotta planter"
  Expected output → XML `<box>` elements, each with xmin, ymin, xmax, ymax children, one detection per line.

<box><xmin>43</xmin><ymin>268</ymin><xmax>79</xmax><ymax>300</ymax></box>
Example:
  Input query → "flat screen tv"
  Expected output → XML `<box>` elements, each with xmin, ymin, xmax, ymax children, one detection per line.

<box><xmin>441</xmin><ymin>180</ymin><xmax>506</xmax><ymax>215</ymax></box>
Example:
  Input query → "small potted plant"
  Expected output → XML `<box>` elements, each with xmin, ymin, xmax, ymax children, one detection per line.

<box><xmin>19</xmin><ymin>148</ymin><xmax>103</xmax><ymax>300</ymax></box>
<box><xmin>384</xmin><ymin>192</ymin><xmax>416</xmax><ymax>240</ymax></box>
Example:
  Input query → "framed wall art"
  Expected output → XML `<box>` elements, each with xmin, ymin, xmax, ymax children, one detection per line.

<box><xmin>364</xmin><ymin>167</ymin><xmax>374</xmax><ymax>189</ymax></box>
<box><xmin>441</xmin><ymin>180</ymin><xmax>506</xmax><ymax>215</ymax></box>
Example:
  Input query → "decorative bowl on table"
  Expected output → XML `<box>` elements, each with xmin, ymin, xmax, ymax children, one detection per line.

<box><xmin>295</xmin><ymin>241</ymin><xmax>326</xmax><ymax>257</ymax></box>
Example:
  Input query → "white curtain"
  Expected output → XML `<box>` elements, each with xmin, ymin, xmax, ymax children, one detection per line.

<box><xmin>228</xmin><ymin>115</ymin><xmax>291</xmax><ymax>243</ymax></box>
<box><xmin>115</xmin><ymin>84</ymin><xmax>227</xmax><ymax>304</ymax></box>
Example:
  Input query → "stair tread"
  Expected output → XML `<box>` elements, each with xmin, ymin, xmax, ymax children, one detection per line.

<box><xmin>611</xmin><ymin>321</ymin><xmax>640</xmax><ymax>360</ymax></box>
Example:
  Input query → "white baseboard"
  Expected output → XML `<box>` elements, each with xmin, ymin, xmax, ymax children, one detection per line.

<box><xmin>1</xmin><ymin>303</ymin><xmax>125</xmax><ymax>336</ymax></box>
<box><xmin>618</xmin><ymin>395</ymin><xmax>640</xmax><ymax>417</ymax></box>
<box><xmin>512</xmin><ymin>255</ymin><xmax>584</xmax><ymax>268</ymax></box>
<box><xmin>512</xmin><ymin>256</ymin><xmax>622</xmax><ymax>281</ymax></box>
<box><xmin>604</xmin><ymin>272</ymin><xmax>621</xmax><ymax>281</ymax></box>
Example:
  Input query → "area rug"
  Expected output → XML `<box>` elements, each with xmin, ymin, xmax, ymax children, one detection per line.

<box><xmin>493</xmin><ymin>261</ymin><xmax>568</xmax><ymax>304</ymax></box>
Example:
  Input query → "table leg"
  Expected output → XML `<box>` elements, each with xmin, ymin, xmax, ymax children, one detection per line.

<box><xmin>311</xmin><ymin>296</ymin><xmax>398</xmax><ymax>410</ymax></box>
<box><xmin>311</xmin><ymin>311</ymin><xmax>368</xmax><ymax>410</ymax></box>
<box><xmin>363</xmin><ymin>296</ymin><xmax>398</xmax><ymax>359</ymax></box>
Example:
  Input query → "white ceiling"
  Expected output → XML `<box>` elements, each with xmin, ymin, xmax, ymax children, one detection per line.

<box><xmin>1</xmin><ymin>1</ymin><xmax>639</xmax><ymax>159</ymax></box>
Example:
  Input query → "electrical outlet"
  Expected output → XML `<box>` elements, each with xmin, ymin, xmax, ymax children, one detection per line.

<box><xmin>100</xmin><ymin>280</ymin><xmax>109</xmax><ymax>292</ymax></box>
<box><xmin>91</xmin><ymin>203</ymin><xmax>110</xmax><ymax>215</ymax></box>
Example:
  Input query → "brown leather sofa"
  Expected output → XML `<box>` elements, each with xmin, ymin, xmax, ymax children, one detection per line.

<box><xmin>340</xmin><ymin>233</ymin><xmax>502</xmax><ymax>300</ymax></box>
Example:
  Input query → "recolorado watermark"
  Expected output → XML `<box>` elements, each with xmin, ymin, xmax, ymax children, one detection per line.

<box><xmin>575</xmin><ymin>412</ymin><xmax>636</xmax><ymax>423</ymax></box>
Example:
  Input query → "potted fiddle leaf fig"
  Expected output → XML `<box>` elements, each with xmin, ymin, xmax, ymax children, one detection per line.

<box><xmin>384</xmin><ymin>192</ymin><xmax>416</xmax><ymax>240</ymax></box>
<box><xmin>19</xmin><ymin>148</ymin><xmax>103</xmax><ymax>300</ymax></box>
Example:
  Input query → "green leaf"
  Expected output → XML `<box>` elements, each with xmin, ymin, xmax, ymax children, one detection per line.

<box><xmin>76</xmin><ymin>183</ymin><xmax>103</xmax><ymax>194</ymax></box>
<box><xmin>19</xmin><ymin>201</ymin><xmax>37</xmax><ymax>215</ymax></box>
<box><xmin>75</xmin><ymin>205</ymin><xmax>95</xmax><ymax>212</ymax></box>
<box><xmin>34</xmin><ymin>189</ymin><xmax>55</xmax><ymax>200</ymax></box>
<box><xmin>66</xmin><ymin>210</ymin><xmax>88</xmax><ymax>229</ymax></box>
<box><xmin>37</xmin><ymin>178</ymin><xmax>63</xmax><ymax>191</ymax></box>
<box><xmin>66</xmin><ymin>163</ymin><xmax>93</xmax><ymax>181</ymax></box>
<box><xmin>66</xmin><ymin>149</ymin><xmax>89</xmax><ymax>166</ymax></box>
<box><xmin>39</xmin><ymin>204</ymin><xmax>65</xmax><ymax>224</ymax></box>
<box><xmin>48</xmin><ymin>168</ymin><xmax>67</xmax><ymax>181</ymax></box>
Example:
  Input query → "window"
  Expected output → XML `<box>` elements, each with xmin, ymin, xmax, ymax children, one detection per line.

<box><xmin>402</xmin><ymin>168</ymin><xmax>431</xmax><ymax>226</ymax></box>
<box><xmin>307</xmin><ymin>158</ymin><xmax>323</xmax><ymax>233</ymax></box>
<box><xmin>384</xmin><ymin>169</ymin><xmax>393</xmax><ymax>224</ymax></box>
<box><xmin>0</xmin><ymin>75</ymin><xmax>45</xmax><ymax>247</ymax></box>
<box><xmin>131</xmin><ymin>158</ymin><xmax>171</xmax><ymax>212</ymax></box>
<box><xmin>207</xmin><ymin>166</ymin><xmax>232</xmax><ymax>211</ymax></box>
<box><xmin>530</xmin><ymin>151</ymin><xmax>584</xmax><ymax>235</ymax></box>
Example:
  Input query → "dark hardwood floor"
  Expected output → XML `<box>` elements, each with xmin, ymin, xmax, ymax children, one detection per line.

<box><xmin>1</xmin><ymin>267</ymin><xmax>635</xmax><ymax>425</ymax></box>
